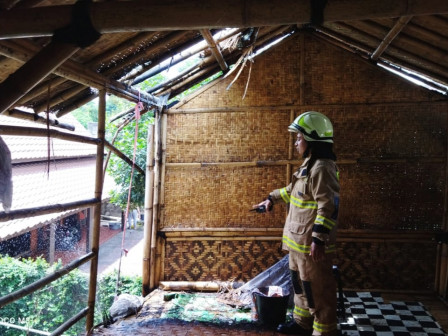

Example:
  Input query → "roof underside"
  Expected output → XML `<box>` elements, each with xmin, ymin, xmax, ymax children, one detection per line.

<box><xmin>0</xmin><ymin>0</ymin><xmax>447</xmax><ymax>124</ymax></box>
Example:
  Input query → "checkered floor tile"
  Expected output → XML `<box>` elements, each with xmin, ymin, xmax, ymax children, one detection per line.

<box><xmin>338</xmin><ymin>292</ymin><xmax>446</xmax><ymax>335</ymax></box>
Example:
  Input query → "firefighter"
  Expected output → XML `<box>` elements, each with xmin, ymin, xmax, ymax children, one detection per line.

<box><xmin>254</xmin><ymin>111</ymin><xmax>340</xmax><ymax>336</ymax></box>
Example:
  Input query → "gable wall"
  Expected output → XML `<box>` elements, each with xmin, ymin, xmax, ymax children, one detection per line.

<box><xmin>160</xmin><ymin>32</ymin><xmax>448</xmax><ymax>291</ymax></box>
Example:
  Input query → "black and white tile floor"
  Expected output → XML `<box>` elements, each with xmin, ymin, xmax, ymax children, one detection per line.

<box><xmin>338</xmin><ymin>292</ymin><xmax>447</xmax><ymax>336</ymax></box>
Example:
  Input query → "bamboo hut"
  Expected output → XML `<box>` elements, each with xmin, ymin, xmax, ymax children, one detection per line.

<box><xmin>0</xmin><ymin>1</ymin><xmax>448</xmax><ymax>335</ymax></box>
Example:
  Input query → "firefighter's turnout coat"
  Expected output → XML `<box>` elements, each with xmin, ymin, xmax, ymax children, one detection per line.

<box><xmin>269</xmin><ymin>157</ymin><xmax>340</xmax><ymax>336</ymax></box>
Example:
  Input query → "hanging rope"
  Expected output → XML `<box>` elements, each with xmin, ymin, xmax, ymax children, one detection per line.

<box><xmin>114</xmin><ymin>98</ymin><xmax>143</xmax><ymax>299</ymax></box>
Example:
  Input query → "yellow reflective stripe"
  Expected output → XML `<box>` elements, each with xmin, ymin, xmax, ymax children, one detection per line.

<box><xmin>290</xmin><ymin>195</ymin><xmax>317</xmax><ymax>209</ymax></box>
<box><xmin>280</xmin><ymin>187</ymin><xmax>290</xmax><ymax>204</ymax></box>
<box><xmin>315</xmin><ymin>215</ymin><xmax>336</xmax><ymax>230</ymax></box>
<box><xmin>337</xmin><ymin>170</ymin><xmax>340</xmax><ymax>181</ymax></box>
<box><xmin>282</xmin><ymin>236</ymin><xmax>311</xmax><ymax>253</ymax></box>
<box><xmin>294</xmin><ymin>305</ymin><xmax>311</xmax><ymax>318</ymax></box>
<box><xmin>313</xmin><ymin>321</ymin><xmax>337</xmax><ymax>333</ymax></box>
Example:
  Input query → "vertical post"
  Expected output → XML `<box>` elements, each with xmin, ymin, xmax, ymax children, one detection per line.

<box><xmin>87</xmin><ymin>207</ymin><xmax>94</xmax><ymax>253</ymax></box>
<box><xmin>49</xmin><ymin>223</ymin><xmax>56</xmax><ymax>264</ymax></box>
<box><xmin>149</xmin><ymin>110</ymin><xmax>161</xmax><ymax>289</ymax></box>
<box><xmin>155</xmin><ymin>113</ymin><xmax>168</xmax><ymax>287</ymax></box>
<box><xmin>86</xmin><ymin>89</ymin><xmax>106</xmax><ymax>332</ymax></box>
<box><xmin>142</xmin><ymin>121</ymin><xmax>155</xmax><ymax>296</ymax></box>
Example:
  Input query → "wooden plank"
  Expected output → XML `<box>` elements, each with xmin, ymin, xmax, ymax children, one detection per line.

<box><xmin>1</xmin><ymin>0</ymin><xmax>448</xmax><ymax>38</ymax></box>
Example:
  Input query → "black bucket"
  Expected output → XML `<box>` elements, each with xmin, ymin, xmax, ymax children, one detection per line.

<box><xmin>252</xmin><ymin>287</ymin><xmax>290</xmax><ymax>326</ymax></box>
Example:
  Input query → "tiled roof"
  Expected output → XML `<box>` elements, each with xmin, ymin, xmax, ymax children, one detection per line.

<box><xmin>0</xmin><ymin>114</ymin><xmax>97</xmax><ymax>162</ymax></box>
<box><xmin>0</xmin><ymin>157</ymin><xmax>116</xmax><ymax>240</ymax></box>
<box><xmin>0</xmin><ymin>114</ymin><xmax>117</xmax><ymax>241</ymax></box>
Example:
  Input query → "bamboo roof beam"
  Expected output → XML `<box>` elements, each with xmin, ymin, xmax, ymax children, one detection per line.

<box><xmin>56</xmin><ymin>93</ymin><xmax>98</xmax><ymax>118</ymax></box>
<box><xmin>0</xmin><ymin>39</ymin><xmax>79</xmax><ymax>115</ymax></box>
<box><xmin>130</xmin><ymin>28</ymin><xmax>244</xmax><ymax>85</ymax></box>
<box><xmin>314</xmin><ymin>25</ymin><xmax>448</xmax><ymax>89</ymax></box>
<box><xmin>101</xmin><ymin>31</ymin><xmax>192</xmax><ymax>78</ymax></box>
<box><xmin>346</xmin><ymin>20</ymin><xmax>448</xmax><ymax>64</ymax></box>
<box><xmin>33</xmin><ymin>84</ymin><xmax>87</xmax><ymax>113</ymax></box>
<box><xmin>86</xmin><ymin>31</ymin><xmax>160</xmax><ymax>68</ymax></box>
<box><xmin>4</xmin><ymin>108</ymin><xmax>76</xmax><ymax>131</ymax></box>
<box><xmin>200</xmin><ymin>29</ymin><xmax>228</xmax><ymax>71</ymax></box>
<box><xmin>16</xmin><ymin>77</ymin><xmax>67</xmax><ymax>105</ymax></box>
<box><xmin>1</xmin><ymin>0</ymin><xmax>448</xmax><ymax>39</ymax></box>
<box><xmin>0</xmin><ymin>40</ymin><xmax>163</xmax><ymax>110</ymax></box>
<box><xmin>371</xmin><ymin>16</ymin><xmax>413</xmax><ymax>61</ymax></box>
<box><xmin>319</xmin><ymin>23</ymin><xmax>448</xmax><ymax>82</ymax></box>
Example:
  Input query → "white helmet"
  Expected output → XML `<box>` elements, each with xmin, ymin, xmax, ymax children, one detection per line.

<box><xmin>288</xmin><ymin>111</ymin><xmax>334</xmax><ymax>143</ymax></box>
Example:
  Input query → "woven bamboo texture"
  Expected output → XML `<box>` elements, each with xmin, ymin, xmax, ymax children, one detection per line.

<box><xmin>160</xmin><ymin>33</ymin><xmax>448</xmax><ymax>290</ymax></box>
<box><xmin>164</xmin><ymin>239</ymin><xmax>286</xmax><ymax>282</ymax></box>
<box><xmin>162</xmin><ymin>166</ymin><xmax>287</xmax><ymax>229</ymax></box>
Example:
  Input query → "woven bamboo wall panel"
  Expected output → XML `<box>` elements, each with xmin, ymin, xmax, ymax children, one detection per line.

<box><xmin>338</xmin><ymin>162</ymin><xmax>445</xmax><ymax>231</ymax></box>
<box><xmin>307</xmin><ymin>104</ymin><xmax>447</xmax><ymax>159</ymax></box>
<box><xmin>335</xmin><ymin>241</ymin><xmax>437</xmax><ymax>290</ymax></box>
<box><xmin>166</xmin><ymin>110</ymin><xmax>291</xmax><ymax>163</ymax></box>
<box><xmin>164</xmin><ymin>239</ymin><xmax>286</xmax><ymax>281</ymax></box>
<box><xmin>179</xmin><ymin>38</ymin><xmax>301</xmax><ymax>109</ymax></box>
<box><xmin>304</xmin><ymin>35</ymin><xmax>439</xmax><ymax>105</ymax></box>
<box><xmin>161</xmin><ymin>166</ymin><xmax>287</xmax><ymax>229</ymax></box>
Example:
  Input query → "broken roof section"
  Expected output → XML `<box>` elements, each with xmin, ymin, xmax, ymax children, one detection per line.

<box><xmin>0</xmin><ymin>1</ymin><xmax>447</xmax><ymax>122</ymax></box>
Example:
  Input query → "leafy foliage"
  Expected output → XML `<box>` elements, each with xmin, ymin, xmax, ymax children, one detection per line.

<box><xmin>0</xmin><ymin>256</ymin><xmax>88</xmax><ymax>336</ymax></box>
<box><xmin>106</xmin><ymin>112</ymin><xmax>154</xmax><ymax>210</ymax></box>
<box><xmin>0</xmin><ymin>256</ymin><xmax>143</xmax><ymax>335</ymax></box>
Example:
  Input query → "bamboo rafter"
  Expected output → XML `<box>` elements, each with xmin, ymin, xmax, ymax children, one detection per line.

<box><xmin>200</xmin><ymin>29</ymin><xmax>228</xmax><ymax>71</ymax></box>
<box><xmin>371</xmin><ymin>16</ymin><xmax>413</xmax><ymax>61</ymax></box>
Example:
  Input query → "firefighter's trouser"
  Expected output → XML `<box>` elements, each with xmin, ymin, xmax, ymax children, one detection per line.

<box><xmin>289</xmin><ymin>251</ymin><xmax>338</xmax><ymax>336</ymax></box>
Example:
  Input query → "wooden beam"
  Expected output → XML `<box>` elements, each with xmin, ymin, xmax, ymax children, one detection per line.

<box><xmin>1</xmin><ymin>0</ymin><xmax>448</xmax><ymax>38</ymax></box>
<box><xmin>0</xmin><ymin>40</ymin><xmax>79</xmax><ymax>114</ymax></box>
<box><xmin>0</xmin><ymin>40</ymin><xmax>162</xmax><ymax>109</ymax></box>
<box><xmin>371</xmin><ymin>16</ymin><xmax>413</xmax><ymax>61</ymax></box>
<box><xmin>200</xmin><ymin>29</ymin><xmax>228</xmax><ymax>71</ymax></box>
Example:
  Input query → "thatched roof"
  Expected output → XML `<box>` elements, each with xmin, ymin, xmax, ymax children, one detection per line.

<box><xmin>0</xmin><ymin>0</ymin><xmax>447</xmax><ymax>122</ymax></box>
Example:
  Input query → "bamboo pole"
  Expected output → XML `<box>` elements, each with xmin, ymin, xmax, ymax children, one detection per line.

<box><xmin>0</xmin><ymin>198</ymin><xmax>99</xmax><ymax>222</ymax></box>
<box><xmin>0</xmin><ymin>40</ymin><xmax>79</xmax><ymax>114</ymax></box>
<box><xmin>0</xmin><ymin>252</ymin><xmax>94</xmax><ymax>308</ymax></box>
<box><xmin>2</xmin><ymin>0</ymin><xmax>448</xmax><ymax>38</ymax></box>
<box><xmin>167</xmin><ymin>236</ymin><xmax>281</xmax><ymax>242</ymax></box>
<box><xmin>154</xmin><ymin>225</ymin><xmax>164</xmax><ymax>289</ymax></box>
<box><xmin>167</xmin><ymin>100</ymin><xmax>448</xmax><ymax>114</ymax></box>
<box><xmin>56</xmin><ymin>93</ymin><xmax>98</xmax><ymax>118</ymax></box>
<box><xmin>33</xmin><ymin>84</ymin><xmax>87</xmax><ymax>113</ymax></box>
<box><xmin>142</xmin><ymin>121</ymin><xmax>155</xmax><ymax>297</ymax></box>
<box><xmin>86</xmin><ymin>89</ymin><xmax>106</xmax><ymax>332</ymax></box>
<box><xmin>371</xmin><ymin>16</ymin><xmax>413</xmax><ymax>61</ymax></box>
<box><xmin>0</xmin><ymin>40</ymin><xmax>162</xmax><ymax>109</ymax></box>
<box><xmin>5</xmin><ymin>109</ymin><xmax>75</xmax><ymax>131</ymax></box>
<box><xmin>154</xmin><ymin>113</ymin><xmax>168</xmax><ymax>287</ymax></box>
<box><xmin>0</xmin><ymin>124</ymin><xmax>99</xmax><ymax>145</ymax></box>
<box><xmin>159</xmin><ymin>281</ymin><xmax>231</xmax><ymax>292</ymax></box>
<box><xmin>50</xmin><ymin>307</ymin><xmax>89</xmax><ymax>336</ymax></box>
<box><xmin>131</xmin><ymin>28</ymin><xmax>244</xmax><ymax>85</ymax></box>
<box><xmin>104</xmin><ymin>140</ymin><xmax>145</xmax><ymax>176</ymax></box>
<box><xmin>200</xmin><ymin>29</ymin><xmax>228</xmax><ymax>71</ymax></box>
<box><xmin>102</xmin><ymin>31</ymin><xmax>191</xmax><ymax>78</ymax></box>
<box><xmin>149</xmin><ymin>110</ymin><xmax>161</xmax><ymax>289</ymax></box>
<box><xmin>17</xmin><ymin>77</ymin><xmax>67</xmax><ymax>105</ymax></box>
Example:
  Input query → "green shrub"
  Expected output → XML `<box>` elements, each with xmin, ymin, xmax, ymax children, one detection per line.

<box><xmin>0</xmin><ymin>257</ymin><xmax>143</xmax><ymax>335</ymax></box>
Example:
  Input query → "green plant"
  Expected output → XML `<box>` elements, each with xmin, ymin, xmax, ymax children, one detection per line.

<box><xmin>0</xmin><ymin>256</ymin><xmax>88</xmax><ymax>336</ymax></box>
